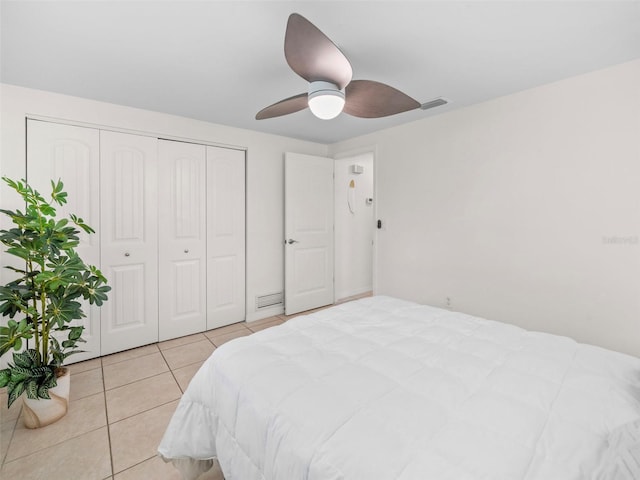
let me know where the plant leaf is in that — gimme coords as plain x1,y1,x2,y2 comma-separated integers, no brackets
7,381,25,408
0,369,10,388
25,379,38,399
13,351,33,369
37,385,51,400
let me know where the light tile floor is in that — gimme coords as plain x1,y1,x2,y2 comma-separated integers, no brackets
0,292,371,479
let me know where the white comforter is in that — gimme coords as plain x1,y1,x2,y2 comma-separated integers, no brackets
158,296,640,480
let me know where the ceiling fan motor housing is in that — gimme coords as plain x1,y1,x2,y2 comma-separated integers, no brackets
308,81,345,119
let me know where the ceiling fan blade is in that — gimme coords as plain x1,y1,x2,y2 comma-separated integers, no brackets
284,13,353,89
344,80,420,118
255,93,308,120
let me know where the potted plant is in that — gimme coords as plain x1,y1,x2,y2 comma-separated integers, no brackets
0,177,110,428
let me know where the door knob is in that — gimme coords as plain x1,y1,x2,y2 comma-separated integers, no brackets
287,239,299,245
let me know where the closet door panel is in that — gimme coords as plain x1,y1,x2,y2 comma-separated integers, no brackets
26,120,101,362
207,146,245,329
158,140,207,341
100,131,159,354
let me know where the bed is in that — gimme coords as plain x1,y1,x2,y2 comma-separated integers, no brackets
158,296,640,480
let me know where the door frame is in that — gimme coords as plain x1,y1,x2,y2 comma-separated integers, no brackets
332,146,378,298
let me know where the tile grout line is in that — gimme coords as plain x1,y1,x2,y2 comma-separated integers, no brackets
104,366,172,393
105,369,171,391
113,453,160,478
158,347,186,396
162,335,217,393
101,345,161,368
3,411,109,465
3,380,112,465
106,348,174,477
3,425,109,466
160,335,216,354
246,320,284,333
0,415,20,470
207,330,254,348
108,398,178,427
109,398,182,476
102,359,116,479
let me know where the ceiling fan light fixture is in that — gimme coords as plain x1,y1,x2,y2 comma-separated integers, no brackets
308,81,345,120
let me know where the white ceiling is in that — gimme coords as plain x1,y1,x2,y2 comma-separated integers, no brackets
1,1,639,144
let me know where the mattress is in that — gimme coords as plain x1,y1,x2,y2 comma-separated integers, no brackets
158,296,640,480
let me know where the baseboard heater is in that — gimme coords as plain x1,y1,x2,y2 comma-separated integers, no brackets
256,292,284,309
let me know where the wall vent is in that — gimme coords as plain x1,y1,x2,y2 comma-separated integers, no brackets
256,292,284,309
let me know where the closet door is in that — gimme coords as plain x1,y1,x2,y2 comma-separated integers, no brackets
99,131,159,354
26,120,101,362
207,146,245,329
158,140,207,341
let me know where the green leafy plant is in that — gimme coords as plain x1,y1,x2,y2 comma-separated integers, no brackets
0,177,110,407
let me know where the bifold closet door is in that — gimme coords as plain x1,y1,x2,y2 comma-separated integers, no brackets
26,120,102,362
207,146,245,329
158,140,207,341
99,131,159,355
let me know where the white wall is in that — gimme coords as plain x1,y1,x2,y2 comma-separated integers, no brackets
0,83,328,322
334,153,374,300
3,60,639,356
329,60,640,356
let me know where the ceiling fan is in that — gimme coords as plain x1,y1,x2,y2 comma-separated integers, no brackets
256,13,427,121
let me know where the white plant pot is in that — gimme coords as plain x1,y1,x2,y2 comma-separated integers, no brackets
22,368,71,429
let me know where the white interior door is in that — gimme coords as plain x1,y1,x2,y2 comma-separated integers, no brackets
206,146,245,330
284,152,334,315
158,140,207,341
100,131,159,355
26,120,101,362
